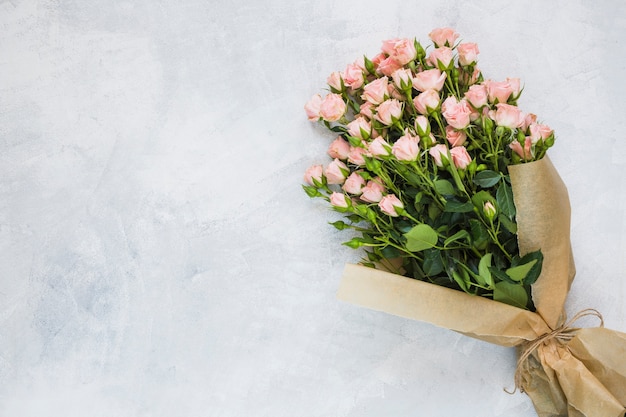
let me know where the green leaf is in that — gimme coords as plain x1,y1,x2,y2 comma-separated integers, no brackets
473,170,501,188
478,253,494,288
404,224,439,252
469,219,489,250
423,248,444,275
451,269,469,292
496,182,515,219
506,259,538,282
444,200,475,213
513,250,544,285
444,230,470,247
434,179,456,196
498,213,518,234
493,281,528,309
380,245,402,259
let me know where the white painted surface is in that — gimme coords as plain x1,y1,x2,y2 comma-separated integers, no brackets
1,1,625,416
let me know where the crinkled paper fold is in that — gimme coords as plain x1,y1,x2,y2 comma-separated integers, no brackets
336,157,626,417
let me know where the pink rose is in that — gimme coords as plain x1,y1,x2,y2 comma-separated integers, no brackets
445,125,467,147
429,27,459,47
460,67,482,86
304,94,322,121
348,146,367,166
391,68,413,90
330,192,349,208
464,84,488,109
414,115,430,136
375,99,403,126
442,96,472,129
359,101,375,119
412,68,447,92
392,130,420,161
457,42,479,66
382,38,417,65
362,77,389,105
491,103,525,129
368,137,392,158
510,137,533,161
522,113,537,131
303,165,323,186
378,194,404,217
483,201,497,220
387,83,405,101
319,94,347,122
528,123,553,144
370,52,386,70
325,159,349,184
327,136,350,160
427,47,454,70
484,79,517,104
343,171,366,195
429,144,449,167
327,71,343,92
343,63,364,89
413,89,440,115
450,146,472,169
360,179,385,203
506,78,521,99
376,56,402,77
347,116,372,140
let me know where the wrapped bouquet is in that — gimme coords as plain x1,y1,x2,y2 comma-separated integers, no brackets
303,28,626,416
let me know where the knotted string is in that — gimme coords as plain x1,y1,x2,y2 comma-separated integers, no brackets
506,308,604,394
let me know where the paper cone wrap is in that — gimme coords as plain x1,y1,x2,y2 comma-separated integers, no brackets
336,157,626,417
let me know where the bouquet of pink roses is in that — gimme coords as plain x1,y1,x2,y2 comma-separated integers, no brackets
303,28,626,417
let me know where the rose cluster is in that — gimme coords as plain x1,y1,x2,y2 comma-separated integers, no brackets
303,28,555,308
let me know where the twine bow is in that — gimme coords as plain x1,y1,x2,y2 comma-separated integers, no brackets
508,308,604,394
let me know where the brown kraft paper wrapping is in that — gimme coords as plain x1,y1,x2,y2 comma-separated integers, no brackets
336,156,626,417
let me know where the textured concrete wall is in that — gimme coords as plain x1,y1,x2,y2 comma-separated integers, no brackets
1,1,625,416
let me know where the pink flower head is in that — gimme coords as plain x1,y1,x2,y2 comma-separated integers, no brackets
368,137,392,158
375,99,403,126
450,146,472,169
343,63,365,89
412,68,447,92
464,84,488,109
391,68,413,90
528,123,553,144
347,116,372,140
362,77,389,105
442,96,472,129
387,83,405,101
491,103,525,129
376,56,403,77
381,38,417,65
360,179,385,203
414,115,430,136
319,93,347,122
327,136,351,160
348,146,367,166
327,71,343,92
392,129,420,161
484,79,518,104
429,27,459,48
325,158,349,184
522,113,538,131
304,165,323,186
413,89,440,115
427,46,454,70
304,94,322,121
457,42,479,66
330,192,349,208
506,78,522,99
483,201,497,220
378,194,404,217
429,144,449,167
343,171,366,195
445,125,467,147
358,101,374,120
510,137,533,161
